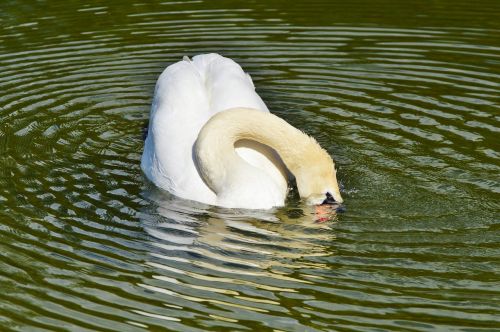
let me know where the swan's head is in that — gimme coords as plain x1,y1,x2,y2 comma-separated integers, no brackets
294,151,343,206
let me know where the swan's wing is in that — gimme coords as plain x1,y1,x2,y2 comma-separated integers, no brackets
142,57,216,204
193,54,288,197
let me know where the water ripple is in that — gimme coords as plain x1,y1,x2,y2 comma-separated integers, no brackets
0,0,499,331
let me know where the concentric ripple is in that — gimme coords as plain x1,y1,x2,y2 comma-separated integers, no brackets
1,0,499,331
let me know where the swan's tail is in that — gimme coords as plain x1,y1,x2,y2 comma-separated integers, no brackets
191,53,269,114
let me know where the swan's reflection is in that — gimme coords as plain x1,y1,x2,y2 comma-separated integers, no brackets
136,185,341,321
141,185,339,267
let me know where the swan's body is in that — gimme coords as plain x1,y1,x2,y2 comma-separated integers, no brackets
141,54,342,209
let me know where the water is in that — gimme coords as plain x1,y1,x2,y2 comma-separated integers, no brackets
1,0,499,330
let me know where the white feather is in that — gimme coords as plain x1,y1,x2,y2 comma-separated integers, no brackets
141,53,287,207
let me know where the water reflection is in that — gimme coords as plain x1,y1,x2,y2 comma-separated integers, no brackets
135,185,342,324
141,184,337,263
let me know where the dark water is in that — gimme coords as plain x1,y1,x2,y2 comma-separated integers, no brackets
1,0,499,331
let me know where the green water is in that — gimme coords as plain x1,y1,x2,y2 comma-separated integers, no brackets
1,0,499,331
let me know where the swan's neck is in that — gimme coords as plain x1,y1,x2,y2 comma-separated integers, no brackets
194,108,342,203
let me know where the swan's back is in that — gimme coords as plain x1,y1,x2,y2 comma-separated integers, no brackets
141,54,287,206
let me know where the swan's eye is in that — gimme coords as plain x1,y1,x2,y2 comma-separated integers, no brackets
321,192,336,205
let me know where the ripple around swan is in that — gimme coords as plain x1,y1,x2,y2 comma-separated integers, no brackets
1,0,499,330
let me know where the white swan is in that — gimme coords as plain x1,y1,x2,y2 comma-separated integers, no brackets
141,53,342,209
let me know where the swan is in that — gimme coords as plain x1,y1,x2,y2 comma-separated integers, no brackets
141,53,342,209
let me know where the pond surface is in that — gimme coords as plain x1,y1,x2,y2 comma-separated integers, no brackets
1,0,499,331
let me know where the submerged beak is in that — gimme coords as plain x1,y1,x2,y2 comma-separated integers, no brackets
314,192,345,223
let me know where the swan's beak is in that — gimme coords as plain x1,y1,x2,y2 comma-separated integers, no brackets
313,192,345,222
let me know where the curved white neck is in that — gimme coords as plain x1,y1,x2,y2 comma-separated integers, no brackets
194,108,341,202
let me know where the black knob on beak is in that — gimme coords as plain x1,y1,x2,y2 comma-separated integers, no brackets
321,192,336,205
